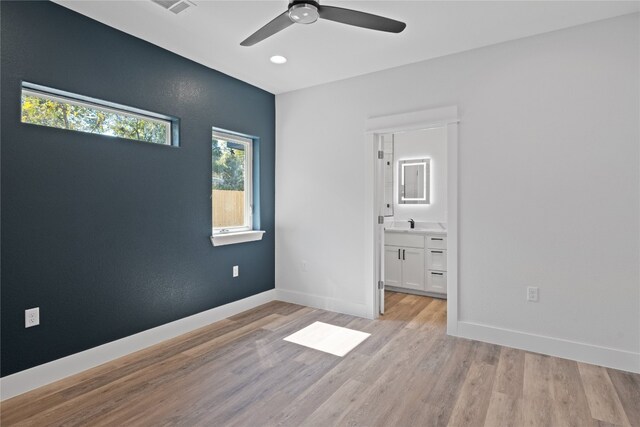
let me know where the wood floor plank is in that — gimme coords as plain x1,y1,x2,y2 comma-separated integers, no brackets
196,356,337,426
447,361,497,426
386,333,459,426
3,291,639,427
182,313,284,357
15,352,196,426
97,332,309,426
0,318,237,423
471,341,501,366
578,363,631,426
338,327,441,426
17,328,272,427
484,391,523,427
261,306,316,331
398,338,475,426
380,334,464,426
298,378,366,427
382,290,406,311
550,357,597,427
101,310,341,426
14,309,291,426
349,328,420,386
492,346,525,397
225,350,344,427
269,351,370,426
405,297,440,330
228,300,305,324
523,353,555,426
595,422,626,427
353,293,432,356
607,368,640,426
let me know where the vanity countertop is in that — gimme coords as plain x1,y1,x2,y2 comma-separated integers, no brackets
384,227,447,236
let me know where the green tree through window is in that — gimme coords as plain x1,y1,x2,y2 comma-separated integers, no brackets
212,139,245,191
21,86,171,145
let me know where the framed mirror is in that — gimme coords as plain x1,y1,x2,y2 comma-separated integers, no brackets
398,158,430,204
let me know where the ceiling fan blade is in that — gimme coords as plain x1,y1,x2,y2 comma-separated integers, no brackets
240,11,293,46
318,6,406,33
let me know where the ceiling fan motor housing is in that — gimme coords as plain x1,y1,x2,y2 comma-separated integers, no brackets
288,1,320,24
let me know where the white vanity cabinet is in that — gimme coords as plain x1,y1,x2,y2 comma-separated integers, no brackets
425,235,447,295
384,233,425,291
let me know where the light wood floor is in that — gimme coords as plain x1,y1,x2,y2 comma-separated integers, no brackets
2,291,639,426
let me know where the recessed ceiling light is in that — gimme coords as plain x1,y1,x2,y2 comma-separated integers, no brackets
270,55,287,64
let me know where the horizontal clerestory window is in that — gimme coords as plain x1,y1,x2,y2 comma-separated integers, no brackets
20,81,178,146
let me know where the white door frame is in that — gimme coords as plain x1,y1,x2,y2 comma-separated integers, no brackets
365,106,459,336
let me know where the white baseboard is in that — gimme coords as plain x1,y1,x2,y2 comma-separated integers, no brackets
456,321,640,374
0,289,277,401
276,289,371,319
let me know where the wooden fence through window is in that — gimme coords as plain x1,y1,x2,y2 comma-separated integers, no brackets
212,190,244,228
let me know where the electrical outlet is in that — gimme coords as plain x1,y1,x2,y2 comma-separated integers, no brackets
527,286,539,302
25,307,40,328
233,265,239,277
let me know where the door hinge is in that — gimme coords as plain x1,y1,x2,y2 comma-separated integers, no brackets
378,280,384,290
378,150,384,159
378,215,384,224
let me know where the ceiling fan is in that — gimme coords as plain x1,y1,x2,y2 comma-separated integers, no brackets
240,1,406,47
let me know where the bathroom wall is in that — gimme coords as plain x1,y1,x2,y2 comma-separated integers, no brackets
276,14,640,371
393,128,447,224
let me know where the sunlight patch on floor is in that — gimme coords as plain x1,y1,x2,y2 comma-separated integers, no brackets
283,321,371,357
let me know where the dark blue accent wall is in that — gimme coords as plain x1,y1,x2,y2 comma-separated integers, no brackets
0,1,275,377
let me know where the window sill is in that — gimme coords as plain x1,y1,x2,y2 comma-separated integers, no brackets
210,230,265,247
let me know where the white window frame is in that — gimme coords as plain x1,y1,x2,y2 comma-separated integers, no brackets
211,130,253,235
21,81,176,146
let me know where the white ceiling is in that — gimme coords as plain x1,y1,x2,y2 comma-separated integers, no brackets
55,1,639,94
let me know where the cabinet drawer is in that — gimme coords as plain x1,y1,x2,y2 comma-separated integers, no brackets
427,249,447,271
426,235,447,249
385,232,424,248
426,271,447,294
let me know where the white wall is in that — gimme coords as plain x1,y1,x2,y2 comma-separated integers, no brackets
393,128,447,223
275,14,640,370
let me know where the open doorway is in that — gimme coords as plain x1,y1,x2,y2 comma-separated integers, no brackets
380,128,448,313
367,106,459,335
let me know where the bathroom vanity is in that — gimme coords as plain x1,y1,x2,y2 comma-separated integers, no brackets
384,225,447,298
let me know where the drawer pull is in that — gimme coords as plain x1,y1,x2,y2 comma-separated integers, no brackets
431,238,443,241
398,249,401,260
431,272,444,276
403,249,405,260
431,250,443,254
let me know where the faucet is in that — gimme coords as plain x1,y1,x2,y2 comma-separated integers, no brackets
408,218,415,229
